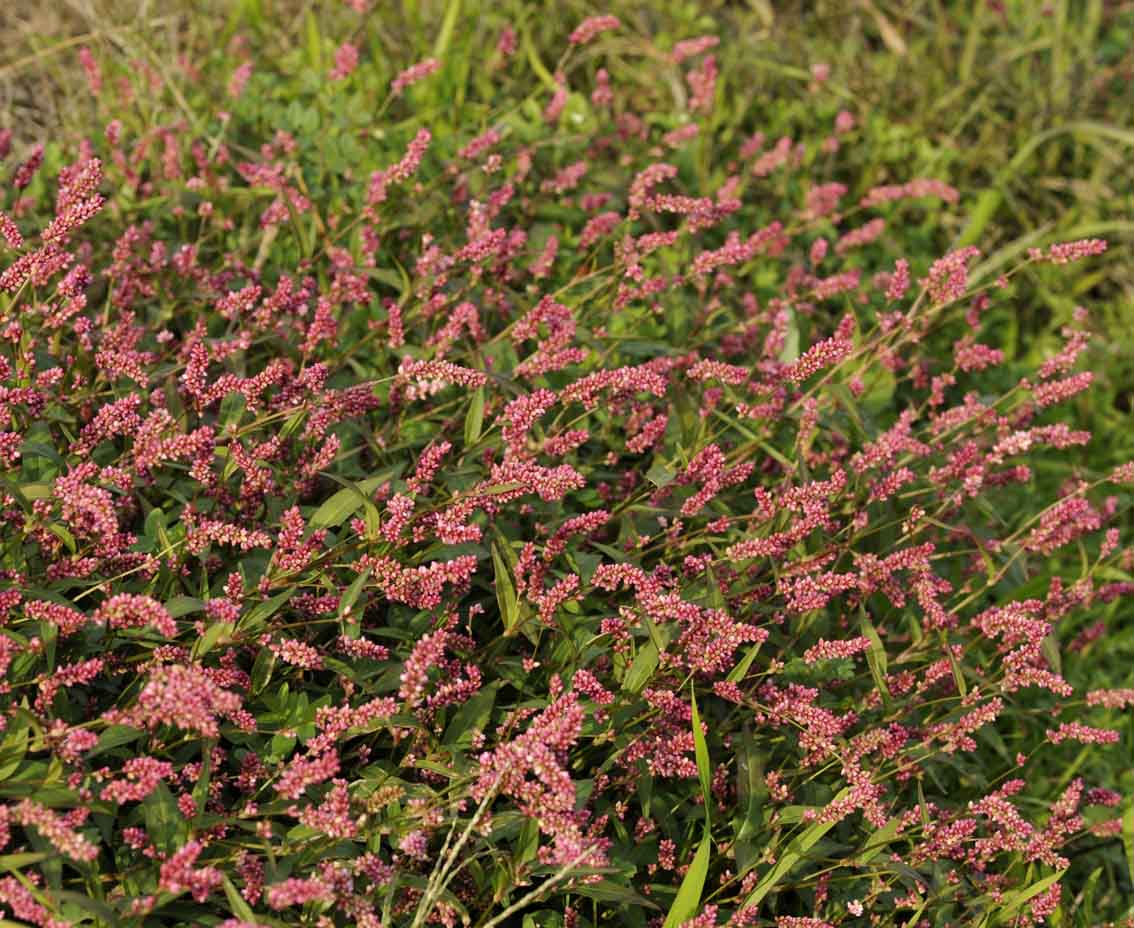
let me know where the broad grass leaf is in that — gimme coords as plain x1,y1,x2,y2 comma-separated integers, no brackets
491,540,520,635
517,817,539,865
662,824,711,928
990,869,1066,925
943,633,968,697
779,305,800,362
190,740,214,815
859,609,891,705
733,727,766,874
588,542,628,562
0,853,47,869
726,639,763,684
958,188,1003,247
523,27,559,91
432,0,462,60
743,787,851,907
303,9,322,72
690,685,711,811
18,440,63,467
621,615,669,695
464,385,485,447
218,390,246,431
1124,803,1134,888
223,875,257,921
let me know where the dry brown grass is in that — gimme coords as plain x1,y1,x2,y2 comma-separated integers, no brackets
0,0,205,147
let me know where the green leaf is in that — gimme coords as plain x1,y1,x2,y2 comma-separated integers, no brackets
1040,634,1062,677
19,440,63,466
943,631,967,697
859,610,891,705
743,787,850,907
1123,802,1134,888
46,524,75,554
661,686,715,927
662,824,711,928
222,874,257,921
432,0,462,60
464,386,486,447
517,817,540,866
993,869,1066,924
0,853,47,870
570,550,602,586
523,27,559,91
166,596,205,619
733,727,766,874
958,188,1003,248
690,685,711,812
309,474,390,530
54,891,119,925
189,739,214,819
443,681,501,746
251,647,276,695
857,816,901,865
142,781,183,853
492,541,520,635
304,9,322,71
88,725,143,760
645,459,675,488
192,621,234,659
572,879,658,909
280,408,306,439
237,588,294,634
726,639,764,684
0,725,28,781
338,567,372,636
779,305,800,362
219,390,246,431
621,640,658,694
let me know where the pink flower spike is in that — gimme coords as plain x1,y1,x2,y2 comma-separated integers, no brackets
329,42,359,80
569,15,620,46
391,58,440,95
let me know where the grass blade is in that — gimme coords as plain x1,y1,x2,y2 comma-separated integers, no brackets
662,823,711,928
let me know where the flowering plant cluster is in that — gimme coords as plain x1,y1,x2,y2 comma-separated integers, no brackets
0,7,1131,928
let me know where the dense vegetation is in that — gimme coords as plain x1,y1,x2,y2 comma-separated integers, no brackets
0,2,1132,926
